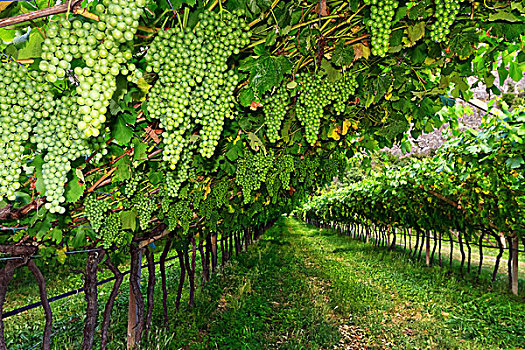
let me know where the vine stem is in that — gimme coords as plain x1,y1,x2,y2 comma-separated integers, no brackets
0,0,82,28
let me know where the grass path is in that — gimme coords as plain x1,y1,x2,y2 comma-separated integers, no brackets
4,217,525,349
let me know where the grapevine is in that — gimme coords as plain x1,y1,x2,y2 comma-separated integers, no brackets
133,195,156,230
0,61,51,201
146,10,250,166
430,0,462,42
100,211,126,249
364,0,397,56
263,87,289,143
84,195,111,232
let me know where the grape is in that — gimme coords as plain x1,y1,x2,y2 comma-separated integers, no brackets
263,87,289,143
101,212,126,249
277,154,295,190
163,139,196,197
0,61,51,202
145,10,250,166
430,0,462,42
32,96,104,213
212,180,229,208
84,195,111,232
133,195,156,230
235,150,274,204
166,198,192,233
364,0,397,56
124,175,142,197
39,0,145,139
295,74,358,145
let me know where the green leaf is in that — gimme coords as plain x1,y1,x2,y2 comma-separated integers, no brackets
70,226,86,249
489,11,520,22
50,228,63,244
121,208,137,231
247,132,266,154
332,40,353,66
509,61,523,82
65,173,84,203
17,31,43,59
407,22,425,46
497,65,509,83
112,116,133,145
506,156,524,168
320,59,342,82
239,88,255,107
241,55,293,95
33,154,46,195
132,138,148,164
113,156,131,182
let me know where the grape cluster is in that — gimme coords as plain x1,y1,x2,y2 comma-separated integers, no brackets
39,0,144,138
277,154,295,190
166,199,192,233
364,0,397,56
133,195,156,230
235,151,273,203
146,10,250,166
296,74,359,145
430,0,461,42
101,212,125,249
124,175,142,197
0,61,51,201
164,140,195,197
263,87,289,143
331,76,358,114
296,74,328,145
32,97,107,213
84,195,111,232
212,180,229,208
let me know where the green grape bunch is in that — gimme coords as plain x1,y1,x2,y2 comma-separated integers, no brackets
32,97,103,213
145,10,251,167
84,195,111,232
263,87,289,143
133,195,156,230
39,0,145,138
235,150,274,203
0,61,52,202
101,212,126,249
364,0,397,56
124,175,142,197
163,139,195,197
277,154,295,190
430,0,462,42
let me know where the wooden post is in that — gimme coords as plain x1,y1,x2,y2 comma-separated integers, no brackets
127,249,142,350
425,231,431,266
512,236,519,296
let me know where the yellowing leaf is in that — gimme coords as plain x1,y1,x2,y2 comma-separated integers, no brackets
0,2,13,13
203,179,211,200
328,125,341,140
264,197,270,205
136,77,152,97
342,119,352,135
57,246,67,264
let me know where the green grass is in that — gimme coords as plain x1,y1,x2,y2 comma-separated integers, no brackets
4,217,525,349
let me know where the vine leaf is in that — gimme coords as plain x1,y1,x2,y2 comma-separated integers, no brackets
112,116,133,145
247,132,266,154
240,54,293,95
65,173,84,203
33,154,46,195
332,40,353,66
121,208,137,231
114,156,131,182
17,30,43,59
407,22,425,46
132,138,148,165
